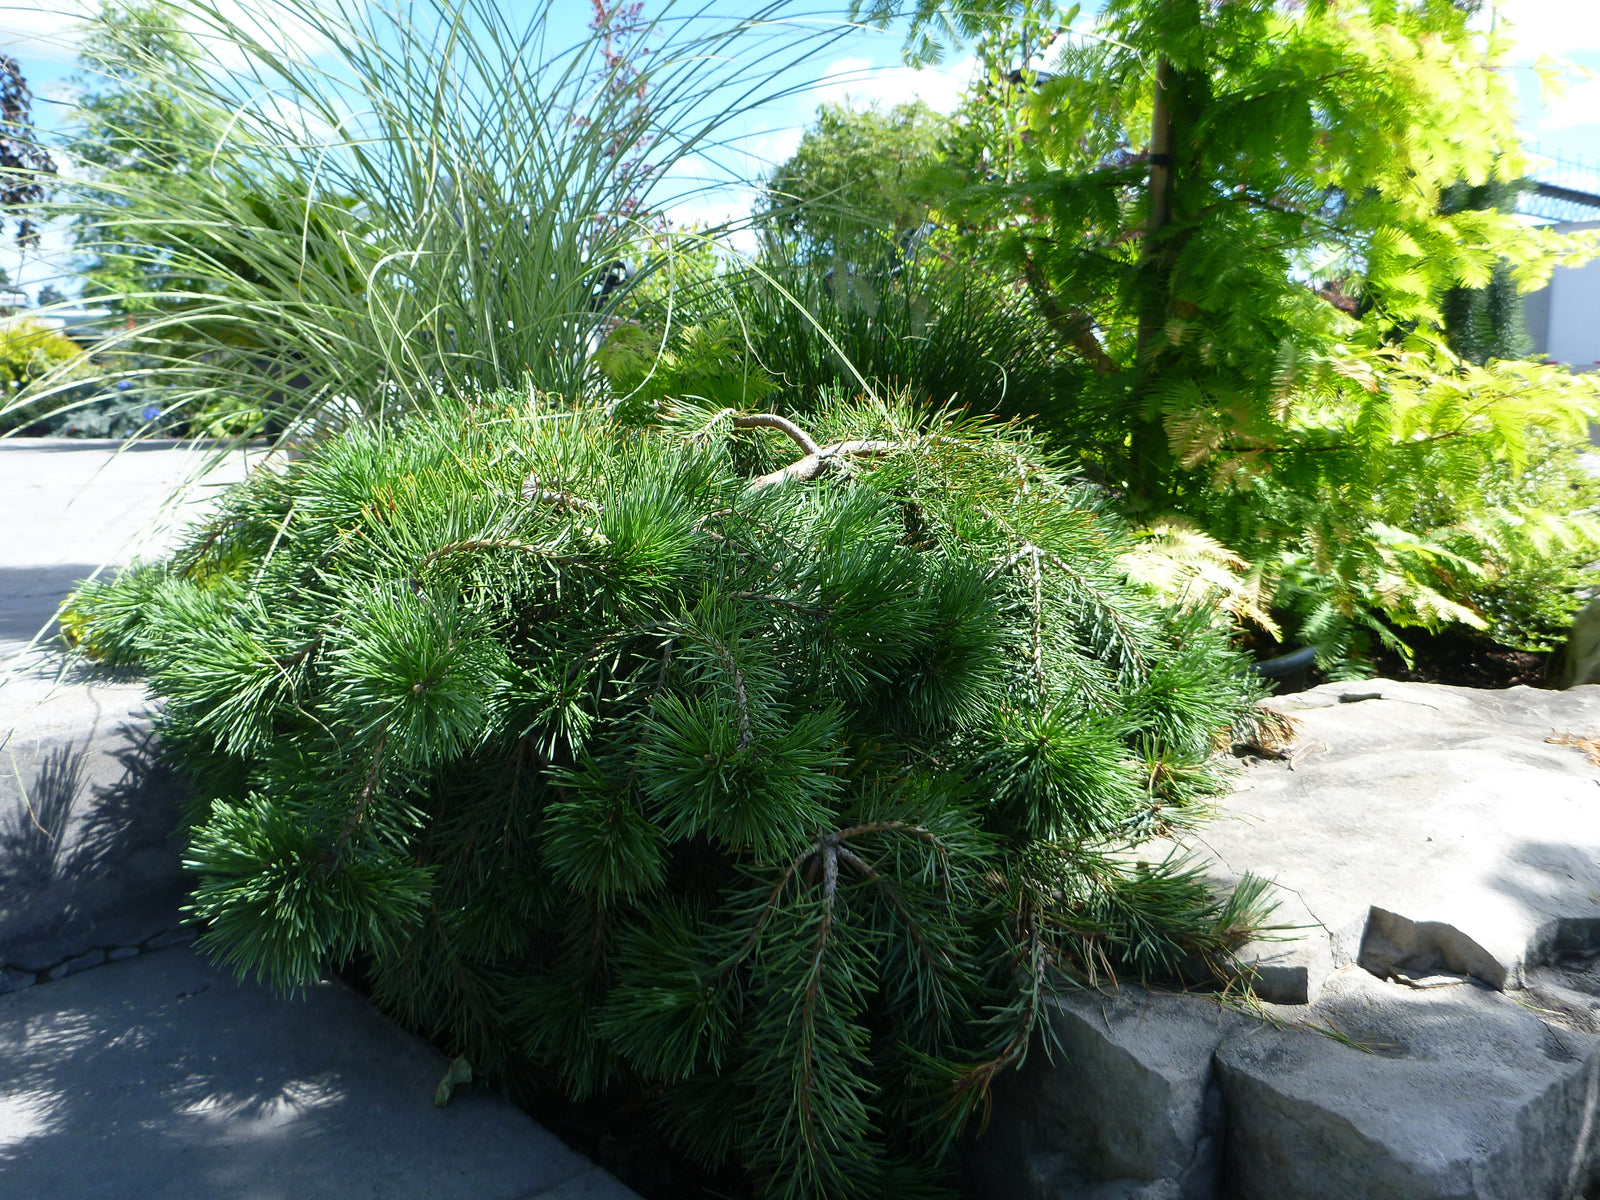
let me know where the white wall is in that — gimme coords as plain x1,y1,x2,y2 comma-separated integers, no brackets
1527,220,1600,370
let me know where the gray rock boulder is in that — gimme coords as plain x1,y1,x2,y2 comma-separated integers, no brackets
970,680,1600,1200
1201,680,1600,1002
1218,967,1600,1200
968,988,1244,1200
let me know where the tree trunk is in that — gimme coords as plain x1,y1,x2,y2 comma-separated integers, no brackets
1128,54,1176,505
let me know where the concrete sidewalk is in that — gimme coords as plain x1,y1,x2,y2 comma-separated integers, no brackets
1,947,633,1200
1,438,640,1200
2,437,254,669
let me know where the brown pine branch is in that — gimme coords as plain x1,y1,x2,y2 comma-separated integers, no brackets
521,474,601,512
748,439,900,491
731,412,821,455
335,731,388,863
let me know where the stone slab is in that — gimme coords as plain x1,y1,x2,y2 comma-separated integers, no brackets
967,987,1242,1200
1,440,256,969
0,945,639,1200
981,681,1600,1199
1033,988,1236,1191
1216,966,1600,1200
1187,680,1600,1001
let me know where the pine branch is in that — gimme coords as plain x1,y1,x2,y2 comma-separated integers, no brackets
731,412,821,456
732,591,831,618
730,411,986,492
411,537,575,592
835,844,955,1002
988,542,1150,674
1029,546,1045,695
715,636,752,750
749,439,900,491
335,731,388,863
522,475,602,512
952,930,1046,1129
793,841,840,1176
274,637,320,670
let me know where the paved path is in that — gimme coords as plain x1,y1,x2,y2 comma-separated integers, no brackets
0,439,640,1199
1,438,253,669
1,948,633,1200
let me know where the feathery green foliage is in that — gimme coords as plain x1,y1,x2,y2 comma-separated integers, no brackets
849,0,1600,665
69,394,1272,1196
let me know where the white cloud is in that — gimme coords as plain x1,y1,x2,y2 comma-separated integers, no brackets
187,0,337,72
808,54,974,116
0,0,335,74
0,1,92,66
1538,73,1600,131
1493,0,1600,59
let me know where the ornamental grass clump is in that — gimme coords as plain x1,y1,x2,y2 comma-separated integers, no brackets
69,393,1271,1197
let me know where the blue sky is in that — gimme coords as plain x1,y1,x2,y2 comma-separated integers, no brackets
0,1,965,293
1,0,1596,298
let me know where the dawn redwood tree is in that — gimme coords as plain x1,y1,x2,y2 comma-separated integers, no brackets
927,0,1581,499
857,0,1600,667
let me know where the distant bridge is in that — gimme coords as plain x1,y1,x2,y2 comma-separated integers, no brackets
1519,148,1600,224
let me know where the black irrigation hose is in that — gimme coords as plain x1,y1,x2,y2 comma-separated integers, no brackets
1251,645,1317,679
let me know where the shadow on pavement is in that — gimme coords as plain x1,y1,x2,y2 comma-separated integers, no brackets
0,949,614,1199
0,564,104,646
0,720,187,971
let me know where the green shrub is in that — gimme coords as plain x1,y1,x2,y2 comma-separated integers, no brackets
71,392,1273,1197
0,319,87,432
611,238,1077,439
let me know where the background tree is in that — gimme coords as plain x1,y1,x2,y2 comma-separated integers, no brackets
64,0,218,308
848,0,1600,668
0,53,55,249
1438,178,1531,366
761,100,946,269
958,0,1566,494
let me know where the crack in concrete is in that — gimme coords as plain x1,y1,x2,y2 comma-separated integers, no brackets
0,925,195,993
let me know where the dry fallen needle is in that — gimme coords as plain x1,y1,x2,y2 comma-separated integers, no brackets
1546,730,1600,767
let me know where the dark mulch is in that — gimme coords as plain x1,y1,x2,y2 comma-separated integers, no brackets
1256,626,1557,695
1368,627,1552,690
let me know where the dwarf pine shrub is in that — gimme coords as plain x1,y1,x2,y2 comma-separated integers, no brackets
69,394,1272,1197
